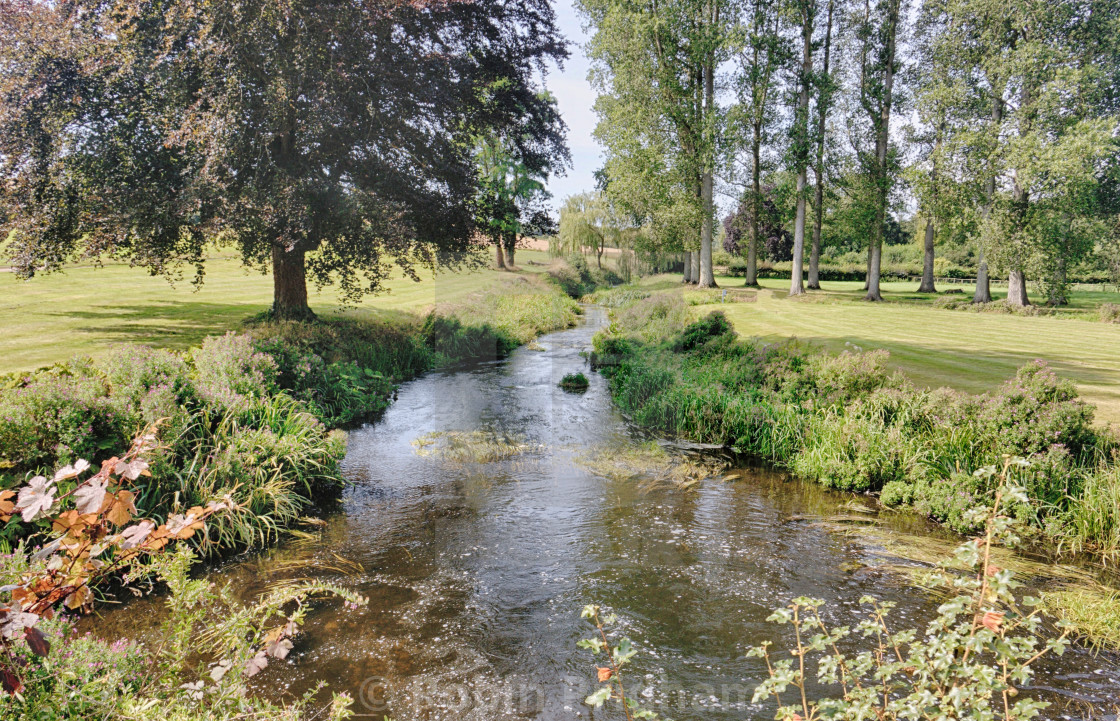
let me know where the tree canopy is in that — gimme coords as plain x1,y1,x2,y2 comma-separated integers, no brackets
0,0,569,318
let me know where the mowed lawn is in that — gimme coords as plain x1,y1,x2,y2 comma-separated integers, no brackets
0,250,554,374
672,275,1120,425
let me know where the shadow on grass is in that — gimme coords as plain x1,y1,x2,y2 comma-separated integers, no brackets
53,302,271,349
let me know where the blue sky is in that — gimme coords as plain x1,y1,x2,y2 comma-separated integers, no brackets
544,1,601,211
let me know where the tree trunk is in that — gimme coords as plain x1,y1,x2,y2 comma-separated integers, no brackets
699,172,717,288
689,251,700,283
918,217,937,292
866,241,883,301
789,1,812,298
506,239,516,268
495,241,506,269
974,95,1002,304
698,53,717,289
1007,268,1030,306
864,245,872,290
271,245,314,320
808,169,824,290
973,254,992,303
808,0,833,291
683,251,693,283
745,128,762,288
863,0,899,303
745,233,758,287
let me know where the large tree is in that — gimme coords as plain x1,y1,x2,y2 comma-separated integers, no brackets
787,0,818,297
0,0,567,319
854,0,903,301
730,0,786,287
581,0,736,289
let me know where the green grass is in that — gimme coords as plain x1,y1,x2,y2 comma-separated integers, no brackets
0,251,555,373
647,274,1120,424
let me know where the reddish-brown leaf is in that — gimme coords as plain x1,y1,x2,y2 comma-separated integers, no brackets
24,627,50,657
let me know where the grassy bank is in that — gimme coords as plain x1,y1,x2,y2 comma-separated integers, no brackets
0,260,583,553
589,285,1120,561
627,274,1120,424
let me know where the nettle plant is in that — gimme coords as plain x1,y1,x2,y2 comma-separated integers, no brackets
580,458,1071,721
751,457,1070,721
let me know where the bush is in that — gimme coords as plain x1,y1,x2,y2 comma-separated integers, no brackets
0,361,132,477
190,333,278,414
671,311,734,352
591,289,1117,549
1100,302,1120,323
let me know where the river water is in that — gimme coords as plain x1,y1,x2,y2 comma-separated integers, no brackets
103,306,1120,719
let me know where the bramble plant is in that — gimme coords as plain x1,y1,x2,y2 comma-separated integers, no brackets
0,427,368,718
579,604,661,720
750,457,1070,721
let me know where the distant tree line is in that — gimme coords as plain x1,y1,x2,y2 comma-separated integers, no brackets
577,0,1120,305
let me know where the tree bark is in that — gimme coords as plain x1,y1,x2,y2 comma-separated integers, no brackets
683,251,693,283
866,241,883,301
789,0,812,298
689,251,700,283
974,96,1002,304
972,254,992,302
808,0,834,291
918,217,937,292
506,237,517,268
271,245,314,320
698,52,717,289
863,0,899,302
745,127,762,288
745,232,759,286
1007,267,1030,306
495,241,506,269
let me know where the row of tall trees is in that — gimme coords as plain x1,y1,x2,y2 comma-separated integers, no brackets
0,0,569,318
579,0,1120,305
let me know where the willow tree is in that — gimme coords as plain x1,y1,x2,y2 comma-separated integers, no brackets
0,0,567,319
581,0,736,289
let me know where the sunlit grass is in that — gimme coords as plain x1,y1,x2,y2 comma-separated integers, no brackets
0,250,555,373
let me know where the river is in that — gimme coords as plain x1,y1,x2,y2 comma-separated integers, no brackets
99,306,1120,719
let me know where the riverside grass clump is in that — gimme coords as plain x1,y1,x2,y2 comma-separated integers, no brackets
592,287,1120,555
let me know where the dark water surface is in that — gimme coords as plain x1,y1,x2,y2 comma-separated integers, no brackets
97,307,1120,719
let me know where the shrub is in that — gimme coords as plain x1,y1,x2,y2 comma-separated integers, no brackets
190,333,278,414
1100,302,1120,323
671,310,734,352
0,361,132,477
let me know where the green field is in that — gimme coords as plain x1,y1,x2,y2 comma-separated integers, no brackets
0,250,555,373
670,274,1120,425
